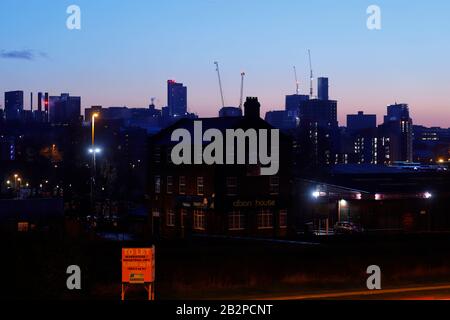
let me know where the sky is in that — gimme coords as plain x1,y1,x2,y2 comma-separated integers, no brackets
0,0,449,127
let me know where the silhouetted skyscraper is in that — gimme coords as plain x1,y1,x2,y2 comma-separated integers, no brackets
49,93,81,124
44,92,49,122
38,92,43,112
219,106,242,118
347,111,376,133
378,103,413,163
167,80,187,117
346,111,378,164
4,91,23,121
317,77,329,101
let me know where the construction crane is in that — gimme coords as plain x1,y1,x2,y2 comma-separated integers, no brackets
293,66,300,95
214,61,225,108
308,49,314,98
239,72,245,110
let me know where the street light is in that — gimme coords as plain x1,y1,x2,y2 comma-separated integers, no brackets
14,174,18,189
338,199,348,223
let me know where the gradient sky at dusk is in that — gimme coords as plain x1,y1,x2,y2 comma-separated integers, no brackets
1,0,449,127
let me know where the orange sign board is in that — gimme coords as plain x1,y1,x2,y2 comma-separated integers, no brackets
122,247,154,283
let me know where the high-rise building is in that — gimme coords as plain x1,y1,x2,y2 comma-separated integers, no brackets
284,94,309,129
49,93,81,124
44,92,49,122
38,92,43,112
285,94,309,112
167,80,187,117
346,111,378,164
219,107,242,118
4,91,24,121
347,111,376,133
378,103,413,163
317,77,329,101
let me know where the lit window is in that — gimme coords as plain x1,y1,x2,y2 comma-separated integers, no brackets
257,209,273,229
228,211,245,230
18,222,29,232
193,210,206,230
197,177,204,196
179,176,186,195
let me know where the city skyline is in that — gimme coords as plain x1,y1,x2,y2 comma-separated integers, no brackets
1,0,450,127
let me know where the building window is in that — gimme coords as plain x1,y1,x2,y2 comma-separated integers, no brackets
166,209,175,227
257,209,273,229
180,209,187,228
279,210,287,229
269,176,279,195
228,211,245,230
193,210,206,230
154,146,160,163
152,209,160,218
154,175,161,194
18,222,29,232
167,176,173,194
197,177,204,196
179,176,186,195
226,177,237,196
167,147,173,164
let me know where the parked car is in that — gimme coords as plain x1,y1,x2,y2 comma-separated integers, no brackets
334,222,364,235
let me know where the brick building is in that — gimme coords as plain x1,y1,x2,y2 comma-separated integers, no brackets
148,98,293,239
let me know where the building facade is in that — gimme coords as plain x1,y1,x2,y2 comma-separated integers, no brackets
149,98,293,239
167,80,187,117
4,91,24,121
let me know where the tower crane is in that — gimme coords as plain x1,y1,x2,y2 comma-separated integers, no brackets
308,49,314,98
239,72,245,110
293,66,300,95
214,61,225,108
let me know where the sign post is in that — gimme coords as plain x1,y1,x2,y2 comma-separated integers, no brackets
121,246,155,300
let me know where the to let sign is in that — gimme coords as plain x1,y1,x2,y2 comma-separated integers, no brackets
122,247,154,284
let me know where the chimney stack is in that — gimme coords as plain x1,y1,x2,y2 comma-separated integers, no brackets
244,97,260,119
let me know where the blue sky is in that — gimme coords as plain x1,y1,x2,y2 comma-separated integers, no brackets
1,0,449,126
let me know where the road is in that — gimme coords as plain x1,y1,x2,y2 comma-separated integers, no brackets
243,284,450,300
